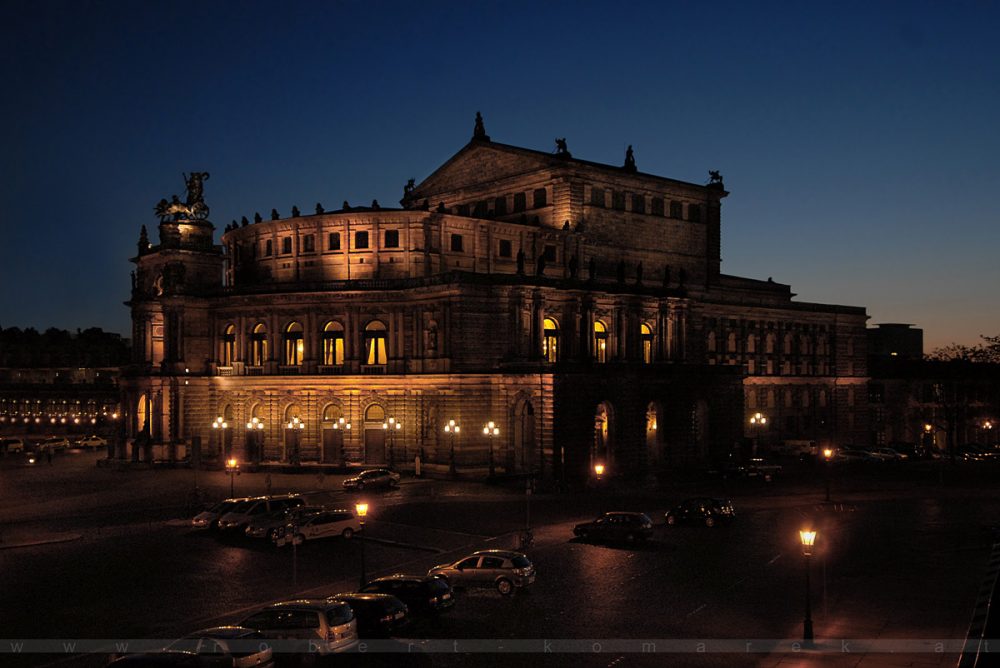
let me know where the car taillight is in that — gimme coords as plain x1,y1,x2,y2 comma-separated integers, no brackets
380,614,393,623
429,596,438,604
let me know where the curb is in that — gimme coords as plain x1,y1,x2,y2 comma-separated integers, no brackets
0,533,83,550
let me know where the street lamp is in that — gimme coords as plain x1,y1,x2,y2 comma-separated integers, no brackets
799,529,817,644
382,417,402,468
245,417,265,465
483,421,500,477
982,420,994,447
822,448,833,502
444,419,460,477
355,502,369,588
750,412,767,457
285,416,304,465
225,457,239,497
212,416,229,457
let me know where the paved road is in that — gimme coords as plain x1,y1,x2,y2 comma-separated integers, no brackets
1,450,998,667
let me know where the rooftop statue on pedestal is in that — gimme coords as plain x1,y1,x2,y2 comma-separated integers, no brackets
623,145,637,172
554,137,571,157
154,172,211,222
472,111,490,141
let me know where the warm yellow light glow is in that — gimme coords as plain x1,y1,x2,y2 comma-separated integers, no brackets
226,458,238,471
799,529,817,553
750,412,767,426
823,448,833,460
594,463,605,476
924,423,933,432
355,502,369,518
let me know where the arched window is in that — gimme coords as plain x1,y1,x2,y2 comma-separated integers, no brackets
221,324,235,366
365,404,386,423
250,324,268,366
707,331,717,353
640,323,653,364
593,321,608,363
765,332,776,354
364,320,387,365
283,322,303,365
542,317,560,363
747,333,757,354
783,333,794,355
726,332,737,353
322,321,345,366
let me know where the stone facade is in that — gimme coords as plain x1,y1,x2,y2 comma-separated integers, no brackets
121,118,869,483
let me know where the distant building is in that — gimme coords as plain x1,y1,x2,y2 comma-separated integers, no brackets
0,327,126,436
121,116,869,483
867,323,923,360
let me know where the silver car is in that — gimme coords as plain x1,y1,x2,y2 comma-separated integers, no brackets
239,600,358,654
217,495,303,533
245,505,325,540
165,626,273,667
428,549,535,595
192,497,250,530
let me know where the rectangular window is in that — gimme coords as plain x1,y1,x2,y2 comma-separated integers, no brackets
651,197,664,216
513,193,527,212
631,194,645,214
323,335,344,366
494,196,507,216
542,245,556,262
612,191,626,211
354,231,369,249
264,239,273,257
281,237,292,254
450,234,464,252
328,232,341,251
456,204,470,217
591,187,605,207
669,201,683,218
302,234,315,253
473,201,488,217
688,204,702,222
498,239,512,258
384,230,399,248
533,188,547,209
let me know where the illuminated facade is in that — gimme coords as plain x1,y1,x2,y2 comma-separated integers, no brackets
121,117,869,482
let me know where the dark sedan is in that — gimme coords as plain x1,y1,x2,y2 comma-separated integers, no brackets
327,593,409,638
359,575,454,614
665,498,735,527
573,512,654,543
343,468,401,491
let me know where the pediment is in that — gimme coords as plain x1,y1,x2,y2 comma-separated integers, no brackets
410,142,558,200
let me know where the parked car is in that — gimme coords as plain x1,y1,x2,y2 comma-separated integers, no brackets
343,468,401,491
665,498,736,527
428,549,535,595
326,593,409,638
238,600,358,654
272,509,360,547
107,651,214,667
75,434,108,449
39,436,70,452
0,437,25,453
192,498,251,530
874,447,909,461
245,505,325,540
573,512,654,543
165,626,273,667
359,575,455,614
217,495,304,533
835,448,876,463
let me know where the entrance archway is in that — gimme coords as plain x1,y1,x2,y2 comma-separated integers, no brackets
646,402,661,468
321,403,345,465
363,404,386,464
512,400,535,473
593,402,615,470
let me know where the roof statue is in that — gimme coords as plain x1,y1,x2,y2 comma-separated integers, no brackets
472,111,490,141
315,202,324,215
554,138,571,157
291,205,300,217
623,145,637,172
403,178,416,198
154,172,210,222
708,170,724,185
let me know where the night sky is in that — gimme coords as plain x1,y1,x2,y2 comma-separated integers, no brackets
2,0,998,351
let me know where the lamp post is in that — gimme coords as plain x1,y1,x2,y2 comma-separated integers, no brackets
799,529,817,644
750,412,767,458
212,416,229,457
822,448,833,502
333,417,351,467
444,419,460,477
593,462,606,489
225,457,239,497
982,420,994,447
382,417,402,468
483,421,499,477
285,416,304,465
356,502,369,588
245,417,265,465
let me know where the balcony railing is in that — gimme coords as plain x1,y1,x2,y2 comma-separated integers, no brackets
318,365,344,375
361,365,386,375
246,366,264,376
217,366,234,377
278,365,301,375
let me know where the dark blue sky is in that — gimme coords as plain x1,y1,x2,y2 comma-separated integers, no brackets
2,0,998,350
